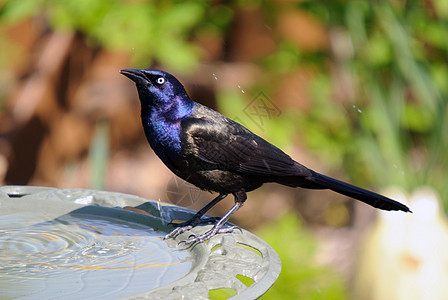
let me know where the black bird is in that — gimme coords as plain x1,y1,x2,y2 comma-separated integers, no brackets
120,68,411,244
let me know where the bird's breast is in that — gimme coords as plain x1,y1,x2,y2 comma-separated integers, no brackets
141,114,185,173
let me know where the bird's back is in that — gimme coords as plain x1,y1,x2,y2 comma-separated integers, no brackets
176,103,313,193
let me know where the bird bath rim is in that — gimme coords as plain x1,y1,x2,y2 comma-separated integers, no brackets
0,185,281,299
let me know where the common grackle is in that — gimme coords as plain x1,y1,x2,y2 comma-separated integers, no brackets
120,68,411,244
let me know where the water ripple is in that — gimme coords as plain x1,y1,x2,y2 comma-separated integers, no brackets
0,212,192,299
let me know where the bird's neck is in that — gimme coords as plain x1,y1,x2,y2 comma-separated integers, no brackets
144,95,195,123
141,96,195,157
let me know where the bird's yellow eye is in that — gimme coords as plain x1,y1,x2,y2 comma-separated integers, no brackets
156,77,165,85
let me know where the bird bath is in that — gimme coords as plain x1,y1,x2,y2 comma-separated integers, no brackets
0,186,281,299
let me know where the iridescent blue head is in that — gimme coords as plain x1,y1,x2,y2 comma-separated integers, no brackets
120,68,195,120
120,68,196,158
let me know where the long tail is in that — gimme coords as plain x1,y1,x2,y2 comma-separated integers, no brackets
277,170,411,212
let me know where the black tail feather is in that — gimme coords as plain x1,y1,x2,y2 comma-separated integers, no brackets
305,171,411,212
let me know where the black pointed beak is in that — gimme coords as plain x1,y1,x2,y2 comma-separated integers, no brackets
120,68,148,85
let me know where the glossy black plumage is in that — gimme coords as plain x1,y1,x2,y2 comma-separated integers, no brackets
120,68,411,244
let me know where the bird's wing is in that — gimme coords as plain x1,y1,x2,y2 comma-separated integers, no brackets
181,116,310,177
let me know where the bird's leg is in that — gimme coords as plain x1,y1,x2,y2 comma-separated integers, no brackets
178,191,247,245
164,193,228,239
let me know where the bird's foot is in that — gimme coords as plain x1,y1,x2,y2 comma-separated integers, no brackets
164,217,220,240
164,225,193,240
178,225,241,245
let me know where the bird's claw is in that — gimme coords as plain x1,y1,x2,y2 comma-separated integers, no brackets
165,216,221,240
175,225,241,245
164,225,193,240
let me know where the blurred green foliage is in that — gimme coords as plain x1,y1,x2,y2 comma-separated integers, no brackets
89,120,110,190
1,0,233,72
292,1,448,208
258,212,347,299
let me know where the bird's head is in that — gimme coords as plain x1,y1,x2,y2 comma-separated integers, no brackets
120,68,189,108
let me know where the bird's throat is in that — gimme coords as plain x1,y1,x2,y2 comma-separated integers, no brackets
141,99,194,157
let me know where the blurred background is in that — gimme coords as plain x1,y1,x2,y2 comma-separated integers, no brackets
0,0,447,299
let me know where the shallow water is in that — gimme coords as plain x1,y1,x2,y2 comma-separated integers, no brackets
0,211,192,299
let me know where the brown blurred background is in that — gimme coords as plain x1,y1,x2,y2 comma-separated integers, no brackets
1,1,447,299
